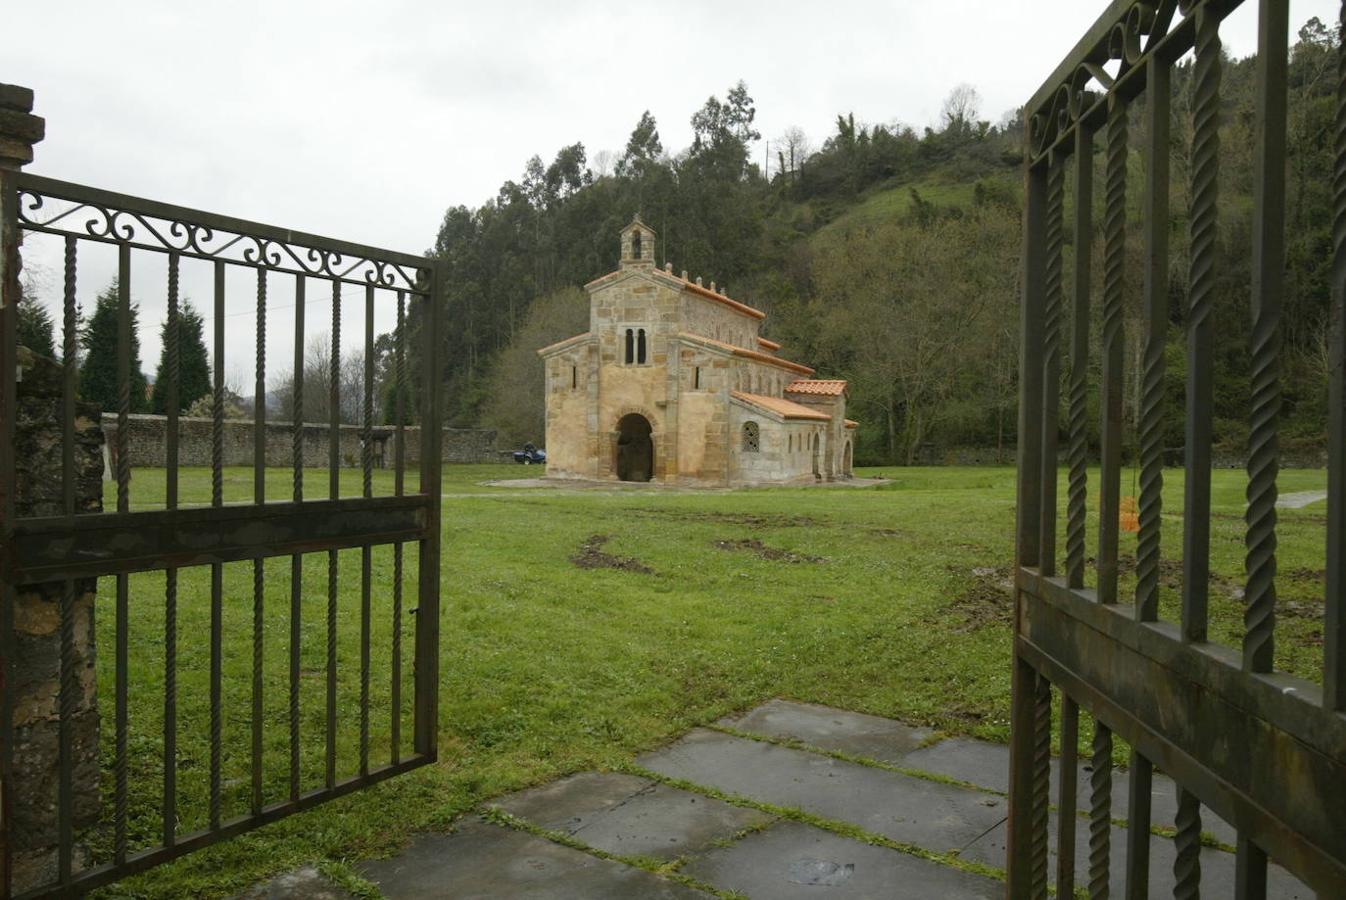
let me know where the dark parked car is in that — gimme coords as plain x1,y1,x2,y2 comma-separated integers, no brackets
513,443,546,465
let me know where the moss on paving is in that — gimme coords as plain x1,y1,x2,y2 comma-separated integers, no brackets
89,463,1326,897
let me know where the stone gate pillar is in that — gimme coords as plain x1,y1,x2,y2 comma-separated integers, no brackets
0,82,105,892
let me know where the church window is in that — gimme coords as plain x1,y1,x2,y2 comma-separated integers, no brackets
694,366,701,389
571,365,577,389
742,421,760,453
637,329,647,364
631,229,642,259
624,329,634,364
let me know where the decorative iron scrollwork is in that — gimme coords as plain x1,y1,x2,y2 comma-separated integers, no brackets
1028,0,1196,160
16,180,429,293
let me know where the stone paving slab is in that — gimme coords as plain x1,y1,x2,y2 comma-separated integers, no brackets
717,698,934,765
235,866,354,899
682,820,1001,899
901,737,1238,846
960,811,1310,898
491,771,773,860
637,728,1006,853
360,817,709,899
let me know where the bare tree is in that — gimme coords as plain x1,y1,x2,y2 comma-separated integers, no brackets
591,149,615,179
941,84,982,132
775,126,812,179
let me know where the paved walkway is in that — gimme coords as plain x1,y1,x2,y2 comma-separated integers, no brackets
244,700,1311,899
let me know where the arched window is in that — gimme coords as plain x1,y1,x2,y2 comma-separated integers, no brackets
631,230,642,259
694,366,701,389
788,434,793,453
637,328,647,364
624,328,634,364
571,365,577,389
742,421,760,453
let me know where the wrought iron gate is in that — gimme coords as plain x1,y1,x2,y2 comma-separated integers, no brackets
0,87,443,897
1009,0,1345,897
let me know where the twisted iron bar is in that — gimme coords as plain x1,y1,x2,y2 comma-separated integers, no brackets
1136,141,1168,623
1066,149,1091,588
1089,722,1113,898
1244,135,1283,673
1329,0,1346,710
164,250,181,842
1041,156,1065,576
1190,10,1221,343
252,270,267,816
1173,786,1202,898
1030,675,1052,897
57,580,76,871
1098,99,1129,605
326,280,340,790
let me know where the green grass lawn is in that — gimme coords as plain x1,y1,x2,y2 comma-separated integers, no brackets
87,463,1328,897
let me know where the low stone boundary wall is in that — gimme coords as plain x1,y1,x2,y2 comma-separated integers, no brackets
909,444,1328,468
101,414,497,469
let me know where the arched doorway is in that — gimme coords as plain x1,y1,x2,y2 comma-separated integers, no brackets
616,414,654,482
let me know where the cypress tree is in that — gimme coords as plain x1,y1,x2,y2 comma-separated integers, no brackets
79,279,149,414
17,297,56,359
151,302,211,414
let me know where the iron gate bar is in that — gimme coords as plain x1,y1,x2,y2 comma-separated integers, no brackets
1065,122,1093,593
290,273,305,806
1098,94,1127,608
1011,1,1346,897
163,249,180,852
1332,0,1346,714
1183,6,1222,646
2,130,444,894
327,278,341,793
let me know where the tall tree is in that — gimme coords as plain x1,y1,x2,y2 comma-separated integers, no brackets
17,298,56,359
17,264,57,358
151,302,211,414
79,279,149,414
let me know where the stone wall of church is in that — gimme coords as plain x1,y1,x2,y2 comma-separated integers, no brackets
678,293,759,348
728,403,828,485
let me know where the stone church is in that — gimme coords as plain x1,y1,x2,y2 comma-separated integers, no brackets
538,217,856,486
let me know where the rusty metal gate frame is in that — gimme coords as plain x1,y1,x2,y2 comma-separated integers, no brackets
1008,0,1345,897
0,115,444,895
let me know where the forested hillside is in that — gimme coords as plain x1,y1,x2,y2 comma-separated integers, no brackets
414,19,1338,466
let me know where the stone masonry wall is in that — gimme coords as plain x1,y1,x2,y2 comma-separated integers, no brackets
11,349,104,891
102,414,497,470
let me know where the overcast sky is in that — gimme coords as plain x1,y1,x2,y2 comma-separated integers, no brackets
9,0,1334,388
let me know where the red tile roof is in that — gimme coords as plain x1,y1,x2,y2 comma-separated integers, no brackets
786,379,848,396
845,419,859,429
731,391,832,421
757,337,782,351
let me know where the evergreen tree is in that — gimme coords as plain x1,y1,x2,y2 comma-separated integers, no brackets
17,297,56,358
79,279,149,414
151,302,211,414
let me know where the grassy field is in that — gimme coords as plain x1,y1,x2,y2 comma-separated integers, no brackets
85,463,1329,897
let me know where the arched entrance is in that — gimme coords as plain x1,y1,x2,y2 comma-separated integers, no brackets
616,413,654,482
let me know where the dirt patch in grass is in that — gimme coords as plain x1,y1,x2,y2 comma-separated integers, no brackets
571,534,653,574
712,538,824,563
636,509,820,529
951,566,1015,631
1283,566,1326,583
